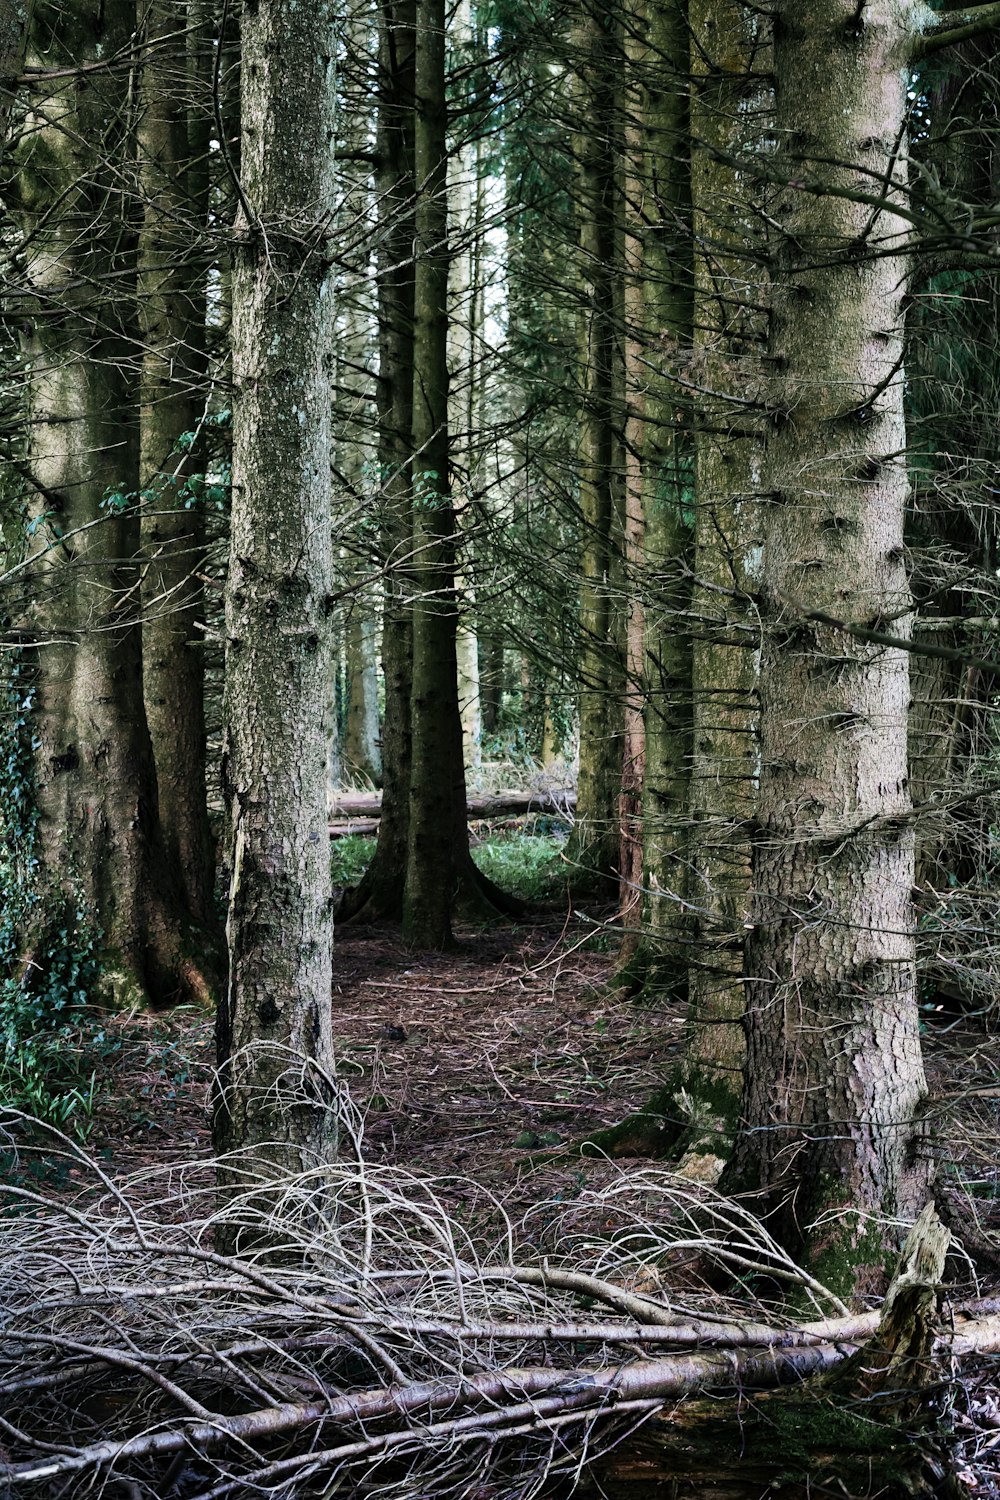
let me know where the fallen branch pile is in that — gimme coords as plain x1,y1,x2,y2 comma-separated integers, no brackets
1,1117,999,1499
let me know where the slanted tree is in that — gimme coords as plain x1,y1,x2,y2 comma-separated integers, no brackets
13,0,211,1006
215,0,339,1168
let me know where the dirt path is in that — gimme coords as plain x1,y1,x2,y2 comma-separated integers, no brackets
59,913,682,1214
26,910,1000,1276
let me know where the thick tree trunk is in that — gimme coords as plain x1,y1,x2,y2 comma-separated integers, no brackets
729,1,930,1279
215,0,338,1172
684,0,768,1097
15,0,207,1007
138,0,217,928
636,0,693,995
401,0,464,947
565,3,622,887
616,5,649,958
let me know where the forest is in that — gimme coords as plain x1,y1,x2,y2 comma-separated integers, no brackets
4,0,1000,1495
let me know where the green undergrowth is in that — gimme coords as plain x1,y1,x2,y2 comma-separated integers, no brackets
472,831,567,902
0,658,115,1138
329,834,377,889
330,827,569,905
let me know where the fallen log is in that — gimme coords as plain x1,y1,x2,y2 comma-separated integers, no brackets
2,1139,996,1500
329,787,576,825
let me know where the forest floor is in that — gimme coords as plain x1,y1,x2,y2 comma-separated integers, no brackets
19,897,1000,1289
8,896,1000,1498
33,907,680,1227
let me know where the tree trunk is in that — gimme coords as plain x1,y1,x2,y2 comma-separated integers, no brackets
479,633,504,738
336,1,382,792
565,3,623,887
635,0,694,995
344,610,382,785
684,0,769,1098
15,0,208,1007
215,0,338,1173
616,3,649,959
338,0,416,922
401,0,518,943
728,0,930,1282
0,0,30,151
448,4,484,777
138,0,217,928
400,0,460,946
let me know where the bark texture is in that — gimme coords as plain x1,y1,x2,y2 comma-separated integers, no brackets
216,0,338,1170
730,0,930,1268
337,0,382,791
616,3,648,957
400,0,518,943
401,0,464,946
628,0,694,988
684,0,768,1092
566,3,623,885
448,0,484,775
139,0,217,926
16,0,205,1006
0,0,30,149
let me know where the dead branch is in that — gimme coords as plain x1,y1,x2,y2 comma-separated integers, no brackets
1,1120,998,1497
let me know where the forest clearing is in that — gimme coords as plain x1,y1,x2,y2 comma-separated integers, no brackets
5,0,1000,1495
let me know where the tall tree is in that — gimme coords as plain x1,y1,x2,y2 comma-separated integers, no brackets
565,1,623,885
448,0,484,776
337,0,382,790
728,0,932,1279
215,0,338,1169
615,0,694,974
402,0,461,945
344,0,517,942
682,0,768,1099
13,0,209,1005
634,0,693,993
338,0,415,922
138,0,217,926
